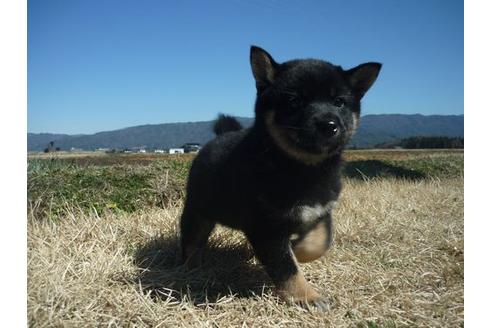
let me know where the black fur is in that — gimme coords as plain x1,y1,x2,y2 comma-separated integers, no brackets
180,46,381,308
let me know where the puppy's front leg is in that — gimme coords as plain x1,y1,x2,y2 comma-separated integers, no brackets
291,215,333,263
246,231,329,310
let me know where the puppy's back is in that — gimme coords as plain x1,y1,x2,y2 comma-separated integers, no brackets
184,128,253,224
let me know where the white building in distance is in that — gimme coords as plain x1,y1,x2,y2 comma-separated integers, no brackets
169,148,185,154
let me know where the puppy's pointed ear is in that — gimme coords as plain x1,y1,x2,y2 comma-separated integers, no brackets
250,46,278,91
346,62,382,99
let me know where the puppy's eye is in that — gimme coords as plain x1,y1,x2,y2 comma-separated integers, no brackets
333,97,345,108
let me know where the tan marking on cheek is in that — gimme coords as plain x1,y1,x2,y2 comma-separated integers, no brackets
264,111,330,165
351,112,360,135
292,221,330,263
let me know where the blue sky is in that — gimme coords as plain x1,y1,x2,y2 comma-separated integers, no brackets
28,0,463,134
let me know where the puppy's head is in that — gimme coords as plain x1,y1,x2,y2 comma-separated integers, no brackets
250,46,381,165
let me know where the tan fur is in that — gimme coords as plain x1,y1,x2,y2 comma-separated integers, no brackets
277,247,320,302
352,113,359,134
265,111,330,165
292,220,330,263
351,112,359,136
278,272,320,302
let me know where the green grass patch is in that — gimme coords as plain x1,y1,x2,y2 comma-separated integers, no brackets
28,152,463,220
27,158,191,220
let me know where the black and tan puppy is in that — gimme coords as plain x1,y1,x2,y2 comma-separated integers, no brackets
180,46,381,309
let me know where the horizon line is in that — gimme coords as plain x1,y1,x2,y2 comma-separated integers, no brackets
28,112,464,136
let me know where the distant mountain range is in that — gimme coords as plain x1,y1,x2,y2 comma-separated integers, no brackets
28,114,464,151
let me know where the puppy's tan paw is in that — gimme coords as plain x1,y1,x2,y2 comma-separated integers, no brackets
283,294,331,312
305,296,331,311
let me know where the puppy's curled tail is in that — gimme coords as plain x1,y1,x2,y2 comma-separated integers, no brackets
213,114,243,136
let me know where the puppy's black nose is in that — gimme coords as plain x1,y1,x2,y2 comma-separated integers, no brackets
316,120,339,137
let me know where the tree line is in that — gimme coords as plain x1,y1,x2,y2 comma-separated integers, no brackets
375,136,464,149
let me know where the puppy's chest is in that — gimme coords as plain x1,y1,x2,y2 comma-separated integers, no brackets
255,161,341,223
292,200,337,224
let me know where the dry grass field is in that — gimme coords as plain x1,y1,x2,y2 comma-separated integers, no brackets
27,150,463,327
